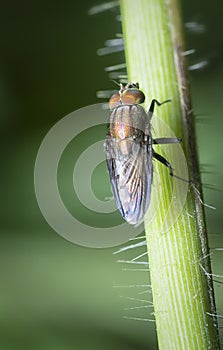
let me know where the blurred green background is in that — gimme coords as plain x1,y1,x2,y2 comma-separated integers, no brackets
1,1,223,349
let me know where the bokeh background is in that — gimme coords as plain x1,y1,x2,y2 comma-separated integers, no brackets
1,0,223,349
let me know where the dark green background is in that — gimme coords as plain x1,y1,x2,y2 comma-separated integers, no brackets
1,1,223,349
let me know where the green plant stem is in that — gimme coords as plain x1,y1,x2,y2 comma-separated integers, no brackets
120,0,219,349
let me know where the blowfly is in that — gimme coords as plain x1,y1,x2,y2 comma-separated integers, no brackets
105,82,181,225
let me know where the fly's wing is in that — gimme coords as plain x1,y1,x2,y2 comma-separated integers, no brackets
105,136,153,225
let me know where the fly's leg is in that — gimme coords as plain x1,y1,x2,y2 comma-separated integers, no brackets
153,151,174,175
153,151,191,183
148,99,171,120
153,137,182,145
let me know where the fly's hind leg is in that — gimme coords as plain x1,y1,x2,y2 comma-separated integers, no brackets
153,151,190,183
153,151,174,176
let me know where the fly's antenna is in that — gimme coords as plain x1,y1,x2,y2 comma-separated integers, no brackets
112,79,120,87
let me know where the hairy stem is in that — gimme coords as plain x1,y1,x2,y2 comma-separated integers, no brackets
120,0,219,349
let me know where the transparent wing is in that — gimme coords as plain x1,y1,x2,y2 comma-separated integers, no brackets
106,136,153,225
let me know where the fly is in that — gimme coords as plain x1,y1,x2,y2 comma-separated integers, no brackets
105,82,181,225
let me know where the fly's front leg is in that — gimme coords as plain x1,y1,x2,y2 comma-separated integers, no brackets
148,99,171,120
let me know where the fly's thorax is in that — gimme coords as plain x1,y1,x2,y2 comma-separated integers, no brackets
109,104,148,139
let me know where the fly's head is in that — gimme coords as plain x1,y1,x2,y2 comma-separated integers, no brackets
109,82,145,109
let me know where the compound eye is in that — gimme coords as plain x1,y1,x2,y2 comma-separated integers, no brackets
122,89,145,105
109,92,120,109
